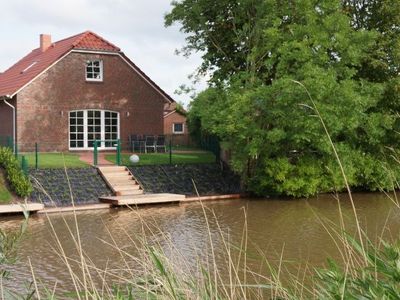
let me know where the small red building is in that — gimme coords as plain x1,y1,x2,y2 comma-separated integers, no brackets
0,31,174,151
163,102,191,146
163,102,187,135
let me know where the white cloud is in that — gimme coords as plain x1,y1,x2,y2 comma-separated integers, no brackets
0,0,206,106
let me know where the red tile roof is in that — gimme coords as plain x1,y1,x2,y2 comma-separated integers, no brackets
0,31,122,97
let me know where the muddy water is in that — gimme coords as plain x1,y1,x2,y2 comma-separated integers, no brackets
1,193,400,297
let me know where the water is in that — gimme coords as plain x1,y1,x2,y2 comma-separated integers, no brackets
1,192,400,297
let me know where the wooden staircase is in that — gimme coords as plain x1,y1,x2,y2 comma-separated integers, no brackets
97,166,143,196
97,166,185,206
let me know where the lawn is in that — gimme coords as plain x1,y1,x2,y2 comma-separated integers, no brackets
0,171,12,204
22,153,89,168
106,152,216,166
171,145,203,151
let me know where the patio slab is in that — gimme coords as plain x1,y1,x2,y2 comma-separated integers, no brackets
78,152,114,166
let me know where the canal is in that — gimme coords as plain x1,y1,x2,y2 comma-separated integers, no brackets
1,192,400,297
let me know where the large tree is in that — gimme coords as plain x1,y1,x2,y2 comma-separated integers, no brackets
166,0,400,197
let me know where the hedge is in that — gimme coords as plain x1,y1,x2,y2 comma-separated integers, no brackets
0,147,32,197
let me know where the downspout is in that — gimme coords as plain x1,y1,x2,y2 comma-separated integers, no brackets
3,96,16,153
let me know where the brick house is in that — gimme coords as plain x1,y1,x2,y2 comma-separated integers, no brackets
0,31,174,151
163,102,191,146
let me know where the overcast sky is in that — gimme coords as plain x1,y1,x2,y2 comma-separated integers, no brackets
0,0,205,107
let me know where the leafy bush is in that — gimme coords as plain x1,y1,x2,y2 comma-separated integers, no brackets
0,147,32,197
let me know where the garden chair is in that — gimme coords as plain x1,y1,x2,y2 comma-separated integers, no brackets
129,134,137,152
130,134,145,153
156,135,166,153
145,135,156,153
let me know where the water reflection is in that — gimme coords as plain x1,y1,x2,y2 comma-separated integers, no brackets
1,192,399,297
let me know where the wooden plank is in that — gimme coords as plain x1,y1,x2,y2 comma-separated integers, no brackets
112,184,141,190
0,203,44,214
108,180,137,185
183,194,242,202
116,190,144,196
100,193,185,206
102,172,131,176
98,166,127,172
37,203,112,214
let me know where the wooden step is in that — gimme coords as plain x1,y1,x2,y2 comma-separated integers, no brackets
112,184,141,191
107,179,137,185
116,189,144,196
98,166,127,172
98,165,143,197
101,172,131,177
99,193,185,206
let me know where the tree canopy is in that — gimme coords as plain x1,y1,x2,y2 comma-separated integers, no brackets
166,0,400,197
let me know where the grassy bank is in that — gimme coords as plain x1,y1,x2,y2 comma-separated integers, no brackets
106,152,216,166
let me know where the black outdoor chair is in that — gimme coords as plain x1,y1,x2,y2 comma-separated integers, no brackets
156,135,166,153
130,134,145,153
145,135,156,153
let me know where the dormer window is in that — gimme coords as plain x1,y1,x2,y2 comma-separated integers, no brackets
86,60,103,81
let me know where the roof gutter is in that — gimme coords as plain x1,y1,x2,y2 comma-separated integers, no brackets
1,95,16,153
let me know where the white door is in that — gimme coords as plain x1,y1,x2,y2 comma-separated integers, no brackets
69,110,120,150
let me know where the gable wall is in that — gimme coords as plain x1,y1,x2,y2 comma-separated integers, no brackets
163,111,187,135
16,52,166,151
0,97,16,144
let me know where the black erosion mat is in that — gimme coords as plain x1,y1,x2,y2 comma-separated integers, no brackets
29,164,242,207
29,168,112,206
129,164,241,196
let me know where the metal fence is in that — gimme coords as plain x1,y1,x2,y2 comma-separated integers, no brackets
0,134,221,169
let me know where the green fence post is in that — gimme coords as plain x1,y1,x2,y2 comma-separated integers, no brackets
117,139,121,166
15,143,18,159
94,140,98,166
169,139,172,165
21,155,28,176
35,142,38,170
6,136,12,149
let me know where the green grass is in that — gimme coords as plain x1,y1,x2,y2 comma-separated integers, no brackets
106,152,216,166
0,171,12,203
22,153,89,169
171,145,203,151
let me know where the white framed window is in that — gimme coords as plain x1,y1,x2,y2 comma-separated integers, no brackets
172,123,184,134
86,60,103,81
69,110,119,150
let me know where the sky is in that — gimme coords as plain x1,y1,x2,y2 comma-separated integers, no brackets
0,0,206,107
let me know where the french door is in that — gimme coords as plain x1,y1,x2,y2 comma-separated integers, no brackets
69,110,119,150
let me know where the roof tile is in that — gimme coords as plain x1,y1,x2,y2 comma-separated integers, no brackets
0,31,120,97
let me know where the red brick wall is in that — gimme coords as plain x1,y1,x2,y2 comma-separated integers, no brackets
0,97,16,141
163,111,187,135
16,52,167,151
163,111,193,147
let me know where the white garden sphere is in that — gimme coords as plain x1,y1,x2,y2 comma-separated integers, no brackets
129,154,140,164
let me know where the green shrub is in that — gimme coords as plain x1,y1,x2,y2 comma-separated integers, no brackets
0,147,32,197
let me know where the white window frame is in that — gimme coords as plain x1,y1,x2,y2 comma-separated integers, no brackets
85,60,103,82
68,109,120,150
172,123,184,134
